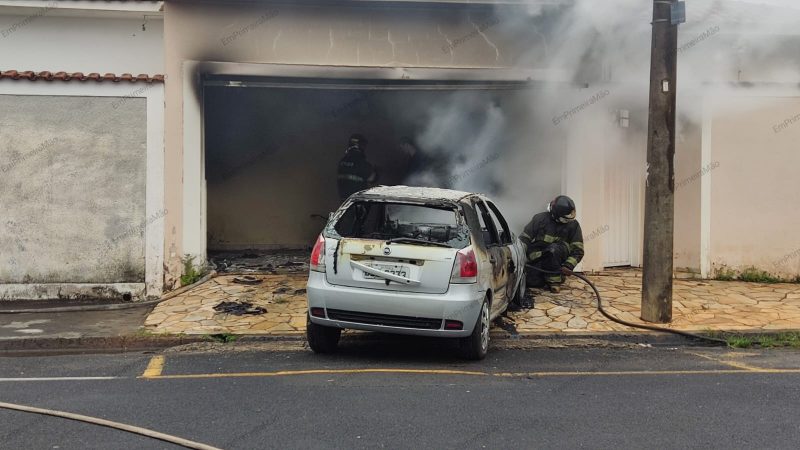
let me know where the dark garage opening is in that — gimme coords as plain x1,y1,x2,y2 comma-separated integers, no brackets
203,77,563,270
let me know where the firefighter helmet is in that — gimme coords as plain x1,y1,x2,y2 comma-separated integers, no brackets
548,195,576,223
349,134,368,148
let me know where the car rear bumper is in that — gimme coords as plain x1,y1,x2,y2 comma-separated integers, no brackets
306,271,485,337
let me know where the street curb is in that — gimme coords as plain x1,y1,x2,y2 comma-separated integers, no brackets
493,331,708,346
0,331,699,354
0,335,210,355
3,329,796,354
225,329,799,347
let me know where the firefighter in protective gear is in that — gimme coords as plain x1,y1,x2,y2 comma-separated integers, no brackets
519,195,584,293
337,134,377,202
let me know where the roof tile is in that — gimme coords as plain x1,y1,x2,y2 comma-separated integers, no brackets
0,70,165,83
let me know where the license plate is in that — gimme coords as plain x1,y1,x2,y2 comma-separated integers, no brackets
363,264,408,279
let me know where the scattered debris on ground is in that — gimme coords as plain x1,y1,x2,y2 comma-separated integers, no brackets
493,316,519,337
209,250,309,274
233,276,262,285
212,301,267,316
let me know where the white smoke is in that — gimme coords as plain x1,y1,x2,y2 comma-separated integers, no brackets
401,0,800,231
406,92,505,192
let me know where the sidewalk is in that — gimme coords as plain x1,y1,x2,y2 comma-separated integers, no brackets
144,269,800,336
1,305,154,340
0,302,195,353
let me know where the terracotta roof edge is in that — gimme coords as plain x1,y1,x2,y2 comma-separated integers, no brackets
0,70,165,83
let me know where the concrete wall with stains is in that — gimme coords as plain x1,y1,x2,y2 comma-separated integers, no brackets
0,95,147,284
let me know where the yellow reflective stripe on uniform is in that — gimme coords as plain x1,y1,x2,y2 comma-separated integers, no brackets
528,251,543,261
565,257,578,267
338,174,365,182
546,275,562,283
570,241,584,250
543,234,559,243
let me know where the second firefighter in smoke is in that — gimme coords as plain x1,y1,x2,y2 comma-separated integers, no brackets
337,134,377,202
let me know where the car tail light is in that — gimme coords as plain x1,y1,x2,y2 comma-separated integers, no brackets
310,307,325,318
444,320,463,330
450,247,478,284
310,234,326,273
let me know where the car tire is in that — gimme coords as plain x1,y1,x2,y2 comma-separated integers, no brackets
459,299,490,360
306,314,341,354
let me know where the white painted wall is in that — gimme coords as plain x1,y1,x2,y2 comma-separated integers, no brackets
705,93,800,279
0,9,163,75
0,1,162,13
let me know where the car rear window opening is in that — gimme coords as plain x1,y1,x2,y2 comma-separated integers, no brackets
332,201,470,248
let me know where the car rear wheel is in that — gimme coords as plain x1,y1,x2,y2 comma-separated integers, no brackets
459,299,489,360
306,314,341,354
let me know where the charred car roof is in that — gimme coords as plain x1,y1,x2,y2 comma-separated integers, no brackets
351,186,476,205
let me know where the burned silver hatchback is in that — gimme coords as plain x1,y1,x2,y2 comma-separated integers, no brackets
306,186,526,360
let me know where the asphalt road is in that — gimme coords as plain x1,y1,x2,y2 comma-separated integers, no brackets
1,339,800,449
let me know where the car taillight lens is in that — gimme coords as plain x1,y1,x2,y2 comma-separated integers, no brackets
444,320,463,330
310,235,326,273
450,248,478,284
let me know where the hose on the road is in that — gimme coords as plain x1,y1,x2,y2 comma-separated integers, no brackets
527,266,728,345
0,401,223,450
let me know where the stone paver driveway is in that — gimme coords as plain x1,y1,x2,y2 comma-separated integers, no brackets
145,269,800,336
146,274,307,335
511,270,800,333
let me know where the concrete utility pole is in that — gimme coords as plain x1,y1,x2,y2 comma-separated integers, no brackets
642,0,679,323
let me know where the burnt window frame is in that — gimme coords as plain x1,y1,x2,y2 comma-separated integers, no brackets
485,200,513,245
472,198,502,247
325,199,471,249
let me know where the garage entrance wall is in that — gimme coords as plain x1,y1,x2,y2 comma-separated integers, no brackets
203,84,558,250
164,0,564,282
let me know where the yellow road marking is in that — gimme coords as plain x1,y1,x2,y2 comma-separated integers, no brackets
687,351,769,372
494,369,800,377
140,367,800,380
142,368,488,379
141,355,165,378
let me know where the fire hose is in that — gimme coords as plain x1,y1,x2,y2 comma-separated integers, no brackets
0,401,222,450
527,266,728,345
